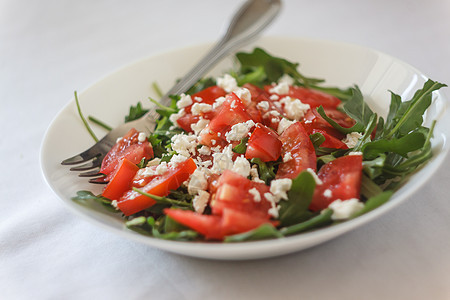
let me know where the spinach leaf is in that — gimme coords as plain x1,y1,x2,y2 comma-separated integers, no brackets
278,171,316,226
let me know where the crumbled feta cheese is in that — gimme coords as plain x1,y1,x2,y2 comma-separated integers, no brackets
169,154,188,168
342,132,363,148
268,204,281,218
111,200,119,210
248,187,261,202
270,94,280,101
138,132,147,143
277,118,295,135
188,168,208,195
198,145,211,156
140,161,168,177
323,189,333,198
176,93,193,109
230,100,237,109
217,74,238,92
348,151,363,156
193,190,210,214
169,108,185,126
211,144,234,174
232,155,251,178
278,74,295,86
191,103,212,115
116,137,123,143
283,151,293,162
147,157,161,167
211,139,217,146
269,82,289,94
270,178,292,201
256,101,270,111
234,87,251,106
225,120,255,142
306,168,323,185
210,146,222,153
191,118,210,135
280,96,310,120
194,96,203,102
171,133,197,156
200,160,213,168
212,96,226,109
329,198,364,220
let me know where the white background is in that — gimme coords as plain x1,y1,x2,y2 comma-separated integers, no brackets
1,0,450,299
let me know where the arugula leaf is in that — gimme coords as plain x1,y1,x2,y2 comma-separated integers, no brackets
124,102,149,122
360,174,384,199
278,171,316,226
350,191,393,219
126,216,198,241
232,137,248,154
224,224,283,242
72,190,118,213
132,187,193,209
310,132,326,148
342,86,375,126
317,106,365,134
250,158,277,184
280,209,333,236
384,79,446,139
362,131,426,160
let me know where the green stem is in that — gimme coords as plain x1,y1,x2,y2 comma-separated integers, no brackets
152,82,164,98
88,116,112,131
74,91,98,142
132,187,192,208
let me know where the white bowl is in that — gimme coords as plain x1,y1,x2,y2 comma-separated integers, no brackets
40,36,450,260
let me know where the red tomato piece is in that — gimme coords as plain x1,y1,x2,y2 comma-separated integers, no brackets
309,155,363,211
245,123,282,162
164,208,272,240
100,128,153,179
311,129,348,150
211,170,272,219
302,109,346,140
198,93,254,147
288,86,341,108
101,158,139,200
117,158,197,216
276,122,317,179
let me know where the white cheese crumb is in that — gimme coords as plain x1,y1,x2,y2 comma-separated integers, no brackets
232,155,251,178
198,145,211,156
323,189,333,198
348,151,363,156
283,151,293,162
111,200,119,210
140,161,168,177
270,94,280,101
269,82,289,94
211,144,234,174
191,118,210,135
176,93,193,109
278,74,295,86
188,168,208,195
171,133,197,156
169,154,188,168
212,96,226,109
342,132,363,148
169,108,185,126
268,205,281,218
250,165,265,183
270,178,292,201
191,103,212,115
217,74,238,93
248,187,261,202
306,168,323,185
256,101,270,111
234,87,251,106
328,198,364,220
277,118,295,135
225,120,255,142
147,157,161,167
280,96,310,120
115,137,123,143
193,191,210,214
137,132,146,143
194,96,203,102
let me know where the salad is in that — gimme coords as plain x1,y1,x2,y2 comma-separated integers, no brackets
73,47,446,242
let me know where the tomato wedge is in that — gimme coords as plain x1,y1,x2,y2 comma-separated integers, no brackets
101,158,139,200
100,128,153,180
117,158,197,216
287,86,341,108
211,170,272,219
311,129,348,150
245,123,282,162
309,155,363,211
276,122,317,179
164,208,272,240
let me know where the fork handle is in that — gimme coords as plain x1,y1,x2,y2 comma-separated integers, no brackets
158,0,281,106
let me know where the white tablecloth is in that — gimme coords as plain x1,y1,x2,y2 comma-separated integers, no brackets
2,0,450,299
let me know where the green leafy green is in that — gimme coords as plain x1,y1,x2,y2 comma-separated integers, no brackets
132,187,193,209
250,158,277,184
362,131,426,160
74,91,98,142
232,137,249,154
124,102,149,122
280,209,333,236
350,191,393,218
224,224,283,242
71,190,118,213
278,171,316,226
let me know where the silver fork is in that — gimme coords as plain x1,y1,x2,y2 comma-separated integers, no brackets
61,0,281,183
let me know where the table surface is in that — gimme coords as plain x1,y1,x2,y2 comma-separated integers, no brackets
1,0,450,299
